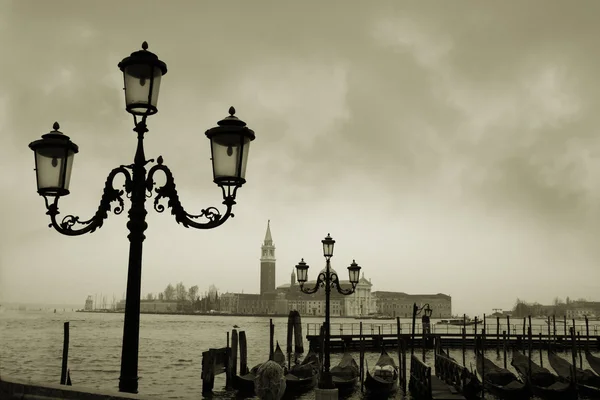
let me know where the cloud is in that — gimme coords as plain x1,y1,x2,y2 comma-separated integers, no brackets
2,0,600,314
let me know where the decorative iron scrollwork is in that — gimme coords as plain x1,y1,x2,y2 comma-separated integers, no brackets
299,270,357,296
44,166,132,236
146,156,236,229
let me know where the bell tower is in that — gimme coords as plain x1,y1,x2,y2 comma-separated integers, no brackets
260,220,276,295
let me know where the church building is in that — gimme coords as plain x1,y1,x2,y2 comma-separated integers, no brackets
219,220,452,317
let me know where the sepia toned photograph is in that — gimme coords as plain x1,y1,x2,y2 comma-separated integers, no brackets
1,1,600,399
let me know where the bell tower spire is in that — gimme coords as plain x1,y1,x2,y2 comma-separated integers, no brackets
260,220,276,295
264,219,273,246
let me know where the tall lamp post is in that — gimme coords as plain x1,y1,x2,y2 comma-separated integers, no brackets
411,303,432,356
27,42,256,394
295,234,362,390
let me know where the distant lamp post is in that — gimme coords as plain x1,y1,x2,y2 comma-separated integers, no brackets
28,41,256,394
411,303,432,356
295,234,361,390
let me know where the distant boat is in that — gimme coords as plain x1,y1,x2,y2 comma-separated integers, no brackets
436,318,477,326
354,314,394,320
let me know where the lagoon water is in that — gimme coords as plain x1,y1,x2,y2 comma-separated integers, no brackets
1,310,598,399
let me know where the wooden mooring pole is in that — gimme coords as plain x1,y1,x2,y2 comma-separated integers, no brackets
502,330,507,369
461,327,466,366
539,332,543,368
359,321,364,392
506,315,511,348
60,322,69,385
239,330,248,375
269,319,274,360
231,329,238,381
578,332,583,369
527,326,532,379
481,328,486,399
396,317,403,394
570,327,578,386
496,316,500,356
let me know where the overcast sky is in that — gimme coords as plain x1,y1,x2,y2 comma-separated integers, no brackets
1,0,599,316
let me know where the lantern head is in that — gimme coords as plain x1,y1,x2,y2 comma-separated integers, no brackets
322,233,335,258
118,41,167,116
28,122,79,197
205,107,255,189
348,260,361,285
295,258,309,284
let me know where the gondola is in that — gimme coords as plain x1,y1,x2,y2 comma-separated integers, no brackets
232,363,261,394
233,342,287,395
363,347,398,395
330,352,360,391
547,350,600,398
475,350,528,399
284,348,319,393
273,342,286,367
511,351,576,400
586,349,600,376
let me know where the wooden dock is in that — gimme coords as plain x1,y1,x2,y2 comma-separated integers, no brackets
410,353,466,399
305,321,600,351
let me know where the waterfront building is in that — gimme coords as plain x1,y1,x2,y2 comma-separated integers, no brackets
140,300,178,313
372,291,452,318
566,301,598,319
115,299,179,313
84,295,93,311
220,292,287,314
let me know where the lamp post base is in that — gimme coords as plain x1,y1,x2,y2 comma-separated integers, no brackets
315,387,339,400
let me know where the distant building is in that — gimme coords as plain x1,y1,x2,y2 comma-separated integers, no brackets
372,291,452,318
566,301,598,319
140,300,178,313
84,295,94,311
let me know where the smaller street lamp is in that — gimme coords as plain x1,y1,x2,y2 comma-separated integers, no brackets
295,234,362,390
411,303,432,356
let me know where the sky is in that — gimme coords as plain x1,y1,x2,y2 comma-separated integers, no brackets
1,0,599,317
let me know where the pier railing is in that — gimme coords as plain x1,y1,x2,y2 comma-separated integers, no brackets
306,322,600,336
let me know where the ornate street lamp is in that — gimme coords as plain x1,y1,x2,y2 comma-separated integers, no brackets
295,234,361,390
28,42,256,394
411,303,432,356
